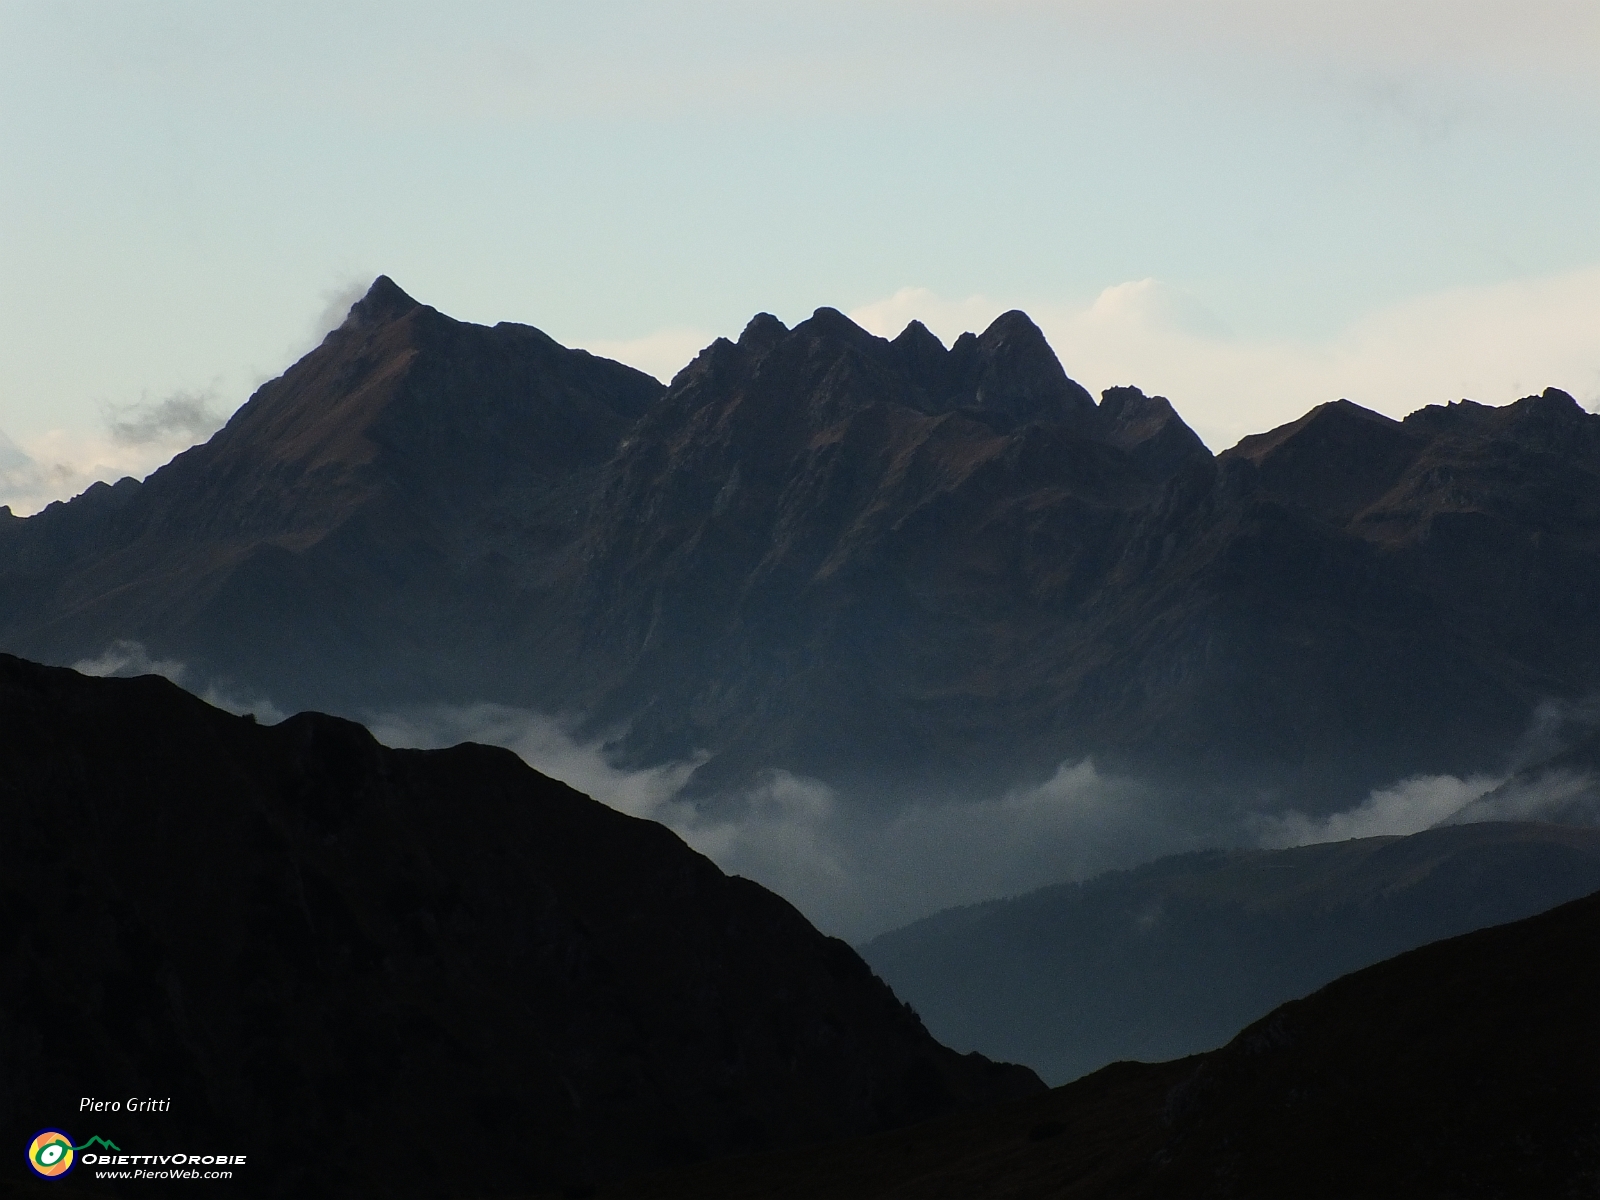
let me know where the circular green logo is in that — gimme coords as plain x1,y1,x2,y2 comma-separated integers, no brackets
28,1130,76,1178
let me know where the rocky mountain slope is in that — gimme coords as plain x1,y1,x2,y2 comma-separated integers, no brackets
607,882,1600,1199
0,655,1038,1198
861,820,1600,1083
4,278,1599,807
0,278,663,714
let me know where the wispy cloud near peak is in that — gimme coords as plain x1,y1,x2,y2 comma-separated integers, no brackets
105,389,225,447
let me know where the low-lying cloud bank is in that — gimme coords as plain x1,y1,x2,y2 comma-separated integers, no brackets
1254,768,1600,848
371,704,1213,940
377,695,1600,941
60,641,1600,942
72,641,286,725
368,705,706,822
1258,695,1600,847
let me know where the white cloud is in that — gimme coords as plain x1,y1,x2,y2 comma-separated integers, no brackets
0,427,168,518
369,701,1205,940
307,278,372,347
72,640,285,724
666,757,1211,940
72,641,190,684
105,389,224,447
1255,773,1505,848
1256,765,1600,849
1448,770,1600,826
0,381,239,516
368,704,705,820
51,672,1600,934
935,0,1600,83
850,265,1600,450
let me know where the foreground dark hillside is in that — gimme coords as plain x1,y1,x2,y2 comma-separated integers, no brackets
4,278,1600,804
863,821,1600,1083
607,884,1600,1199
0,656,1038,1199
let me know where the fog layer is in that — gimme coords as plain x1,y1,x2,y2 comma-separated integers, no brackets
68,643,1600,942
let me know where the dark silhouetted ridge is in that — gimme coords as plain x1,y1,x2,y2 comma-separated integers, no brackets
1224,398,1427,520
607,883,1600,1198
862,821,1600,1084
0,654,1040,1199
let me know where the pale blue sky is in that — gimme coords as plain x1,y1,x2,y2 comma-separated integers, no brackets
3,0,1598,512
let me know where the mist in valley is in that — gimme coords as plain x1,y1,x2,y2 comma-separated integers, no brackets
372,706,1600,940
69,637,1600,942
65,642,1600,942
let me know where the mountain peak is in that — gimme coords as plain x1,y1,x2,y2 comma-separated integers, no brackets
892,319,944,352
737,312,788,358
1515,386,1585,422
344,275,422,328
1225,398,1428,522
795,306,880,351
890,319,948,389
1230,398,1404,464
1095,385,1210,479
950,309,1097,428
977,309,1047,346
1540,385,1580,407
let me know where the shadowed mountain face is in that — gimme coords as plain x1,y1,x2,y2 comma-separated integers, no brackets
861,821,1600,1084
564,307,1206,794
607,885,1600,1200
3,278,1600,806
0,655,1040,1199
0,279,664,712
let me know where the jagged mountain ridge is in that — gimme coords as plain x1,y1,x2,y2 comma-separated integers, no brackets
3,277,1599,805
0,654,1039,1198
566,302,1210,792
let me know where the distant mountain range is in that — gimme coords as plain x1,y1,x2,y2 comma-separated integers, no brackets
610,883,1600,1199
4,277,1600,809
0,655,1038,1198
860,820,1600,1083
